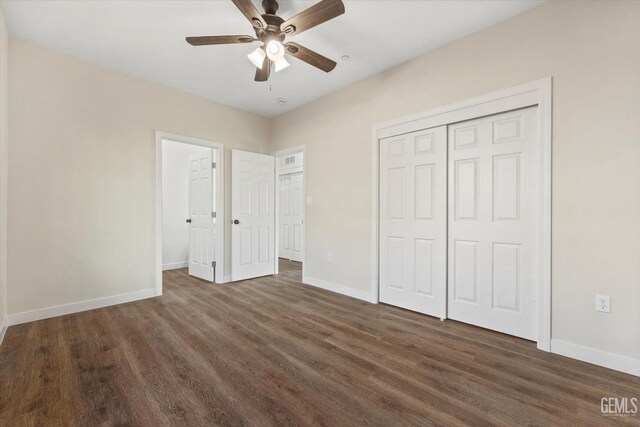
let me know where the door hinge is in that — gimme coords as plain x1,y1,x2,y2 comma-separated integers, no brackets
212,162,216,169
211,212,216,218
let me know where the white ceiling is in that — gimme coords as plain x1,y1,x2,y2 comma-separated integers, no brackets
1,0,544,117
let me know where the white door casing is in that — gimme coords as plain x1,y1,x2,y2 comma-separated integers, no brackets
279,172,304,262
232,150,275,281
379,126,448,318
188,150,214,281
448,107,539,340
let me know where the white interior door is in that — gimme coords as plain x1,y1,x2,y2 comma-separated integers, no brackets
379,126,447,318
232,150,275,281
279,175,292,260
448,107,539,340
188,149,214,281
279,172,304,262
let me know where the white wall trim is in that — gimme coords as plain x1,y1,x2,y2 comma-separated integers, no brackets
303,275,377,304
277,166,303,176
375,80,542,139
155,131,225,293
7,288,156,326
0,93,6,347
0,321,7,347
551,339,640,378
272,144,306,277
162,261,188,271
371,78,552,352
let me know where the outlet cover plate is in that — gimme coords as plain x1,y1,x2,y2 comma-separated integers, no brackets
596,295,610,313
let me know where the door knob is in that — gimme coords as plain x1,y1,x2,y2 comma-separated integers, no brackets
233,219,240,225
186,219,192,223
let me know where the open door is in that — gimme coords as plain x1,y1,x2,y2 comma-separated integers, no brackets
232,150,275,281
188,149,214,281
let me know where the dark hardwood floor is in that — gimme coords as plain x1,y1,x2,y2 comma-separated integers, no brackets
1,260,639,426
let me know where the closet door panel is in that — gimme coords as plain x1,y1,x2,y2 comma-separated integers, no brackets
379,126,447,318
447,107,539,341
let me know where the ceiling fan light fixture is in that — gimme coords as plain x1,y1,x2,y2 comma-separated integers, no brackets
187,0,345,82
274,57,290,72
247,47,266,69
266,40,285,61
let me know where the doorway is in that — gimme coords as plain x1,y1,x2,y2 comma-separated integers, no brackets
155,132,225,294
274,146,305,275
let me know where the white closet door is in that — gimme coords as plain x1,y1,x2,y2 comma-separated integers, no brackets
279,172,304,262
188,150,214,281
231,150,275,281
448,107,539,340
279,174,292,260
379,126,447,318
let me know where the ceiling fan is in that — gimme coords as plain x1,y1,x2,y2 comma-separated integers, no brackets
186,0,345,82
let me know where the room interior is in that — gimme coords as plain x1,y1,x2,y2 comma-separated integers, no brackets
0,0,639,425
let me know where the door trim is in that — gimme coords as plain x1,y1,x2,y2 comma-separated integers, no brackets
371,78,552,351
273,145,306,277
155,131,225,295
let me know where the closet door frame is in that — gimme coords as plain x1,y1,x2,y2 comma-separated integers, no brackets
371,78,552,351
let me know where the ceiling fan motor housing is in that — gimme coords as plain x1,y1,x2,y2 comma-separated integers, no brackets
262,0,279,15
258,0,294,39
255,13,285,43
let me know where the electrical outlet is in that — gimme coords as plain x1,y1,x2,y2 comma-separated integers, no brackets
596,295,610,313
326,252,332,263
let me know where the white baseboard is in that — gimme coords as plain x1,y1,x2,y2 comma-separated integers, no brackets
7,288,157,326
163,261,188,271
303,275,377,304
551,339,640,377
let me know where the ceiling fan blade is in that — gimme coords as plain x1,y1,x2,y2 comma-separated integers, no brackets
255,53,271,82
285,42,336,73
186,35,256,46
280,0,345,36
231,0,268,30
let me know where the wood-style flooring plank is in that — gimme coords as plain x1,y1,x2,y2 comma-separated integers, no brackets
0,260,639,426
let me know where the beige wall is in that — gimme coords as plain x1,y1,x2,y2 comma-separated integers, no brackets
8,39,269,314
271,0,640,360
0,7,7,330
4,0,639,365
